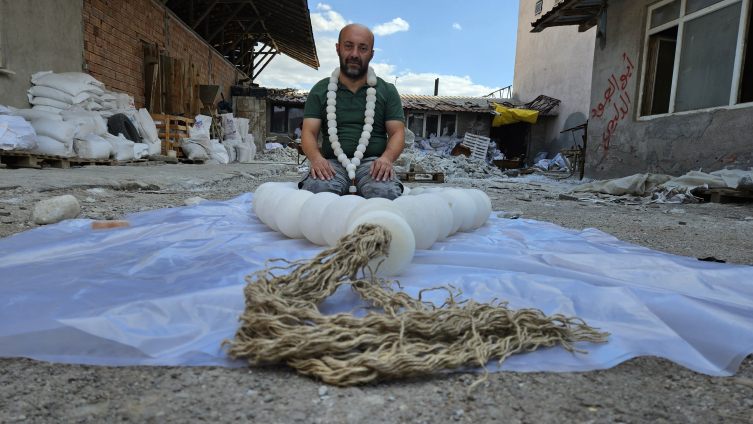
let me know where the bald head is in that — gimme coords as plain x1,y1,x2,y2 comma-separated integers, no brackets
338,24,375,50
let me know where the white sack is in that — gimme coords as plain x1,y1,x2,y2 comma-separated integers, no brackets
0,115,38,151
133,143,149,159
135,108,159,143
236,144,253,163
28,86,90,105
209,140,229,164
74,134,111,159
236,117,249,140
32,71,104,88
13,108,63,122
30,118,77,145
0,106,11,116
101,133,135,161
572,174,675,197
116,93,136,110
221,113,238,140
193,115,212,138
181,140,210,160
31,135,72,157
31,72,104,97
61,110,107,136
32,105,66,114
222,142,236,162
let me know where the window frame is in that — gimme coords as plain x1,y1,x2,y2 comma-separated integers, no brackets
535,0,544,15
637,0,752,120
405,110,459,139
270,103,304,134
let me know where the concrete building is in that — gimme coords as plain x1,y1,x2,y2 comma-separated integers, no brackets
513,0,597,160
532,0,753,179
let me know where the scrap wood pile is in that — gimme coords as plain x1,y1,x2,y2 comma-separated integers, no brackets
224,224,609,393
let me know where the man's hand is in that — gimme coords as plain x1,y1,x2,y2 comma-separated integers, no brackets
310,157,335,180
369,156,394,182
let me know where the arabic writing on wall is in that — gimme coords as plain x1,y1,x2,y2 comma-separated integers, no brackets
591,53,635,151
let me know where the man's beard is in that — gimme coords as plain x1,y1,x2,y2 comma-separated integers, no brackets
339,55,369,79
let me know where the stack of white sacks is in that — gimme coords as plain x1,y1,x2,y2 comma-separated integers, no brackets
180,113,256,164
250,183,492,276
1,71,162,161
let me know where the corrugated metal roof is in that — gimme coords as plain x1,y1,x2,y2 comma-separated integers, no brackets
531,0,604,33
400,95,523,114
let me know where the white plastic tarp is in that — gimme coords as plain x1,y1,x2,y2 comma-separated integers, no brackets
0,194,752,376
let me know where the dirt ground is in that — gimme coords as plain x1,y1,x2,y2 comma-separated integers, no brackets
1,163,752,423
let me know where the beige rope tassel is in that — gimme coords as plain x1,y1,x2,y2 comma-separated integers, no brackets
223,223,609,395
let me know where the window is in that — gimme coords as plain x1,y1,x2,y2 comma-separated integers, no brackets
440,114,457,136
639,0,753,117
425,114,439,137
408,113,425,138
535,0,543,15
270,104,304,135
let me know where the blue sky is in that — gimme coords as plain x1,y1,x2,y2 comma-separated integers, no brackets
256,1,521,97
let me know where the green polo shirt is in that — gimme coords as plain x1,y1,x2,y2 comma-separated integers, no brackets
304,76,405,159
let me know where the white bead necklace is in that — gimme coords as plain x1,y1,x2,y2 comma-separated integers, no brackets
326,66,378,194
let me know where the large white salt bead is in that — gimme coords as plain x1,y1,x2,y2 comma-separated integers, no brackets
444,189,478,232
392,196,440,250
299,192,340,245
419,193,453,242
260,187,296,231
434,191,464,236
408,187,424,196
423,187,443,194
276,190,315,239
466,189,493,230
252,182,280,217
322,195,366,246
345,198,407,231
402,187,412,196
347,211,415,277
254,183,294,223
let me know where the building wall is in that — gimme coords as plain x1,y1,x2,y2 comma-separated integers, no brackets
83,0,243,109
513,0,596,158
0,0,85,109
585,0,753,179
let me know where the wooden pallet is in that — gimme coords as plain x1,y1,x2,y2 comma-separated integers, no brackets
151,114,194,158
397,172,445,183
178,158,205,165
69,158,117,167
694,188,753,204
461,133,491,161
0,150,75,169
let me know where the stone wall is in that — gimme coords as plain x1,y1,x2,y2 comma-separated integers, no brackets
585,0,753,179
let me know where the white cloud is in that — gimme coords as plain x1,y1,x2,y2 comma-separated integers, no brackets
317,3,331,10
255,8,497,97
453,23,462,30
373,18,410,36
310,10,349,32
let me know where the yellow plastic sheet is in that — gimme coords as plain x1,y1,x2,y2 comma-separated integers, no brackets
492,103,539,126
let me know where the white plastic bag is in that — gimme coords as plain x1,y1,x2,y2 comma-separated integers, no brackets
31,135,71,156
135,109,159,143
28,86,90,105
61,110,107,136
236,144,253,163
116,93,135,110
101,133,135,161
32,71,104,88
74,134,111,159
12,108,63,122
30,118,77,145
236,117,249,140
0,115,38,151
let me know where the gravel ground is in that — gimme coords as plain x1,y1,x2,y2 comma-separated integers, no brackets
1,166,752,423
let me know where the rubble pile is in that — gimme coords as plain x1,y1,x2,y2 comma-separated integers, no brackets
255,145,300,163
394,150,506,180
